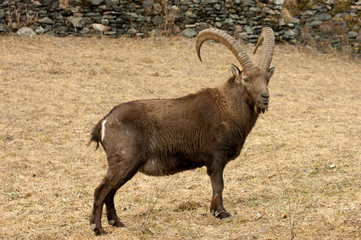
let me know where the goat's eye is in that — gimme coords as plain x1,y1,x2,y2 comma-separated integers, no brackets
243,77,250,83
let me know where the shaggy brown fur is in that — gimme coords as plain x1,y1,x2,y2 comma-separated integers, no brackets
89,64,275,235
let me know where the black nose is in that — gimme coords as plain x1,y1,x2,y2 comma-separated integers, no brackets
261,93,269,101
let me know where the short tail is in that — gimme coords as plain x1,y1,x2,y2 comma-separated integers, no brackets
87,120,103,150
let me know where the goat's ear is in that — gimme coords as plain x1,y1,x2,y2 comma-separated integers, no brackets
268,67,275,79
231,64,241,78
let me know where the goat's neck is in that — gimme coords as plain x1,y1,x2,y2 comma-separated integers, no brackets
217,81,259,134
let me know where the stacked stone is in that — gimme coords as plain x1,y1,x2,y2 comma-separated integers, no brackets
0,0,360,55
292,0,361,53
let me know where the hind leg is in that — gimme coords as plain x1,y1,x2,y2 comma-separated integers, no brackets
90,158,140,235
105,191,125,228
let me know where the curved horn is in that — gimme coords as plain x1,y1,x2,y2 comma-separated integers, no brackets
253,27,275,71
196,28,255,71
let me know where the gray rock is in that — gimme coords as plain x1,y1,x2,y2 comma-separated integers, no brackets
248,35,259,43
197,22,210,30
238,32,248,41
184,17,196,24
104,30,117,36
101,18,109,25
348,31,359,38
127,27,137,36
0,1,9,7
182,28,197,38
35,26,45,34
244,25,253,34
16,27,37,38
279,19,286,26
137,15,147,22
129,12,137,18
224,18,234,25
67,16,83,28
80,27,90,35
215,22,222,28
110,0,119,4
142,0,153,8
90,0,104,5
0,23,7,32
38,17,53,24
311,4,323,10
0,9,5,19
335,13,348,19
237,20,248,25
301,10,314,16
185,24,196,28
149,29,160,37
85,12,100,18
152,16,164,25
234,24,243,32
283,29,298,39
265,8,275,15
91,23,110,32
356,36,361,44
103,14,116,19
185,11,197,18
290,17,300,24
180,5,188,11
44,25,52,32
241,0,254,6
229,14,239,19
352,24,361,31
313,13,332,21
305,20,323,26
273,0,284,5
250,7,261,13
136,33,146,38
341,45,353,54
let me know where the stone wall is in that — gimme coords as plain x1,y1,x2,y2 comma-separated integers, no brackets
0,0,360,55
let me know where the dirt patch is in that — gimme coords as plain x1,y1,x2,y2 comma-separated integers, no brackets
0,35,360,239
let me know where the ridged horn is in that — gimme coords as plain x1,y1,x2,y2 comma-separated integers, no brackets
253,27,275,71
196,28,255,71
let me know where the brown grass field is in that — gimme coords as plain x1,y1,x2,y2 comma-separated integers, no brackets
0,35,360,240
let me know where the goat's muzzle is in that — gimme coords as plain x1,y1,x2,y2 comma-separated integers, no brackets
257,93,270,113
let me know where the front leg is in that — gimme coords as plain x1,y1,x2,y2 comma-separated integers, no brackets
207,156,232,219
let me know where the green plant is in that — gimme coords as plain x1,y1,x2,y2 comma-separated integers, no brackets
331,0,352,15
297,0,314,11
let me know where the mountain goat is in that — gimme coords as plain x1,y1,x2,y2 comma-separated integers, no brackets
89,27,275,235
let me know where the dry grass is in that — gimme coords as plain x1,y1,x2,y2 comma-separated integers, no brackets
0,35,360,239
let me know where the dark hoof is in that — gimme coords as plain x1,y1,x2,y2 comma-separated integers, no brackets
215,210,232,219
90,224,108,235
108,220,126,228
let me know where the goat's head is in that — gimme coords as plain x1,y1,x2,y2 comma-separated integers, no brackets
196,27,275,114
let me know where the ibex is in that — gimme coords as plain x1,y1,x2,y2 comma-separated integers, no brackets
89,27,275,235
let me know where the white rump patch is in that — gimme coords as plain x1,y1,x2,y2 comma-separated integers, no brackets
101,119,107,142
